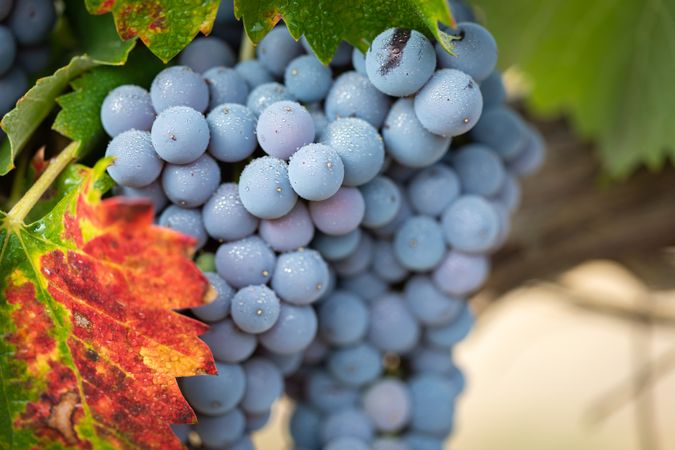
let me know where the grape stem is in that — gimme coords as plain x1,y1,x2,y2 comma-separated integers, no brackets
239,30,256,61
7,141,79,224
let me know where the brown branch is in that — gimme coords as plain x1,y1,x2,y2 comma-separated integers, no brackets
486,117,675,294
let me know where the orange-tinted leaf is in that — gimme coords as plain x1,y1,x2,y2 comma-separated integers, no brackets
0,160,216,449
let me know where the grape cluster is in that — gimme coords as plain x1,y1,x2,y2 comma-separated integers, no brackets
0,0,55,139
105,0,544,448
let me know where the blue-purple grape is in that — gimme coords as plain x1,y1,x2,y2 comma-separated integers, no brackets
215,236,276,288
101,85,155,137
150,66,209,113
105,130,163,188
151,106,209,164
161,153,221,207
206,103,258,163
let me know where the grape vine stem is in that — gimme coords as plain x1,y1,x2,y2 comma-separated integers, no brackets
7,141,79,224
239,30,255,61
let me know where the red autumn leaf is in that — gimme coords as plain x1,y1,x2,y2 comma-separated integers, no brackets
0,160,216,449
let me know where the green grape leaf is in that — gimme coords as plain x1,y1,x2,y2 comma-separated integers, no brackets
0,56,96,176
53,49,164,158
473,0,675,178
234,0,456,64
84,0,220,63
64,0,136,65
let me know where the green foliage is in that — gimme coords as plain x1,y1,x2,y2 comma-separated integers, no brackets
84,0,220,63
64,0,135,65
0,56,96,176
234,0,456,63
53,49,164,156
474,0,675,178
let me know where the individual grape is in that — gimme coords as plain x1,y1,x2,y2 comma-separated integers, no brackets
448,0,476,22
170,424,189,443
272,250,329,305
309,187,365,235
158,205,208,249
150,66,209,113
238,156,298,219
365,28,436,96
432,250,489,297
200,319,257,363
324,437,370,450
493,174,521,212
373,437,409,450
404,433,444,450
215,236,276,288
363,378,412,432
452,143,506,197
0,26,16,76
320,408,374,444
441,195,501,253
414,68,483,137
409,374,457,435
105,130,163,188
368,294,420,354
371,191,412,239
481,70,506,107
8,0,56,45
202,183,259,242
204,66,249,108
360,176,402,228
261,349,303,376
231,285,281,334
383,98,451,168
179,37,236,73
508,125,545,176
340,272,388,301
256,100,315,159
327,342,382,387
246,82,295,116
425,303,474,349
0,0,12,21
192,272,234,322
120,180,167,212
240,358,284,414
407,164,460,216
16,43,50,74
325,71,390,128
151,106,210,164
0,67,28,115
284,54,333,102
318,290,370,346
227,436,255,450
331,233,374,277
471,106,529,161
100,85,155,137
309,106,330,139
321,118,385,186
259,202,314,252
161,154,221,207
235,59,274,89
436,22,497,82
393,215,445,271
312,228,362,261
352,48,366,75
372,240,408,283
206,103,258,163
259,303,318,354
246,410,271,432
256,26,304,76
403,275,464,326
180,362,246,416
288,143,345,201
410,346,455,375
290,405,322,450
305,370,359,413
193,408,245,448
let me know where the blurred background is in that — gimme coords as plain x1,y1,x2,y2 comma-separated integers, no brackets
257,1,675,448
